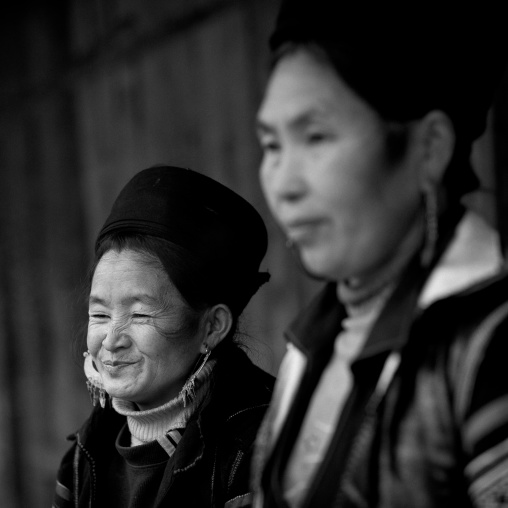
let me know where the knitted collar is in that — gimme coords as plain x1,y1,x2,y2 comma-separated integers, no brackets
112,358,216,446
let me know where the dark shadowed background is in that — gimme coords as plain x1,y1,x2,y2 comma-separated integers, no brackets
1,1,508,506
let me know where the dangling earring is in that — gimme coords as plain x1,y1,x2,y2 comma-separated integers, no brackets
83,351,107,408
179,345,212,407
420,183,438,267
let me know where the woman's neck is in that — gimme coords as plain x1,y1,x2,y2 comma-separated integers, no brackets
113,358,215,446
338,216,424,312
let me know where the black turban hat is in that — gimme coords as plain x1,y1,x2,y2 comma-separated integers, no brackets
96,166,270,315
269,0,508,198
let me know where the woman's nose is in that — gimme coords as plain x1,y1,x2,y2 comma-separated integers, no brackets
267,147,307,204
101,322,130,351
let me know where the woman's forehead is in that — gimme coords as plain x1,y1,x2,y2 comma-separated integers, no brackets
258,49,379,132
91,250,171,298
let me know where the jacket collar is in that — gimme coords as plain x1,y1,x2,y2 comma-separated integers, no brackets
284,248,427,364
285,282,345,359
418,210,502,308
74,347,272,471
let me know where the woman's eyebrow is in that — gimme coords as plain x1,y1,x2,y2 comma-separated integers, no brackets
88,294,159,305
255,118,275,136
89,295,106,305
257,107,331,135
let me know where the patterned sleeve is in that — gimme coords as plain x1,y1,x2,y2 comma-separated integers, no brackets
456,300,508,507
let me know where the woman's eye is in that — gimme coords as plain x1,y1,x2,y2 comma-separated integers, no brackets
132,313,151,320
89,313,108,320
259,137,281,153
307,132,327,144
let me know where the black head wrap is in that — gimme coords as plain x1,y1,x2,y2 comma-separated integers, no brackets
270,1,508,200
96,166,270,315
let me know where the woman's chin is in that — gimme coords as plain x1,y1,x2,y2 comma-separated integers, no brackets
103,381,135,402
299,248,346,281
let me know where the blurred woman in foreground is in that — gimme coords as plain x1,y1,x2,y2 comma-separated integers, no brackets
253,1,508,506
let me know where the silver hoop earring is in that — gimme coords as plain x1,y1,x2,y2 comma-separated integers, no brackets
179,347,212,407
84,352,107,408
421,184,438,267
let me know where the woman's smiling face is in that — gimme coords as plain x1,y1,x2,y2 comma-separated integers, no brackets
87,249,205,410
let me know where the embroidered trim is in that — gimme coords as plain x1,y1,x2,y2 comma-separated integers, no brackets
157,429,183,457
211,444,218,505
174,419,205,474
73,443,80,507
466,437,508,482
468,445,508,505
55,480,71,502
75,433,96,505
455,301,508,428
228,450,244,490
226,404,269,423
224,493,253,508
464,396,508,447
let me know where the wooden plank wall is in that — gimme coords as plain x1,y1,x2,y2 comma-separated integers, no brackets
0,1,321,506
0,4,92,507
0,1,506,506
68,0,323,371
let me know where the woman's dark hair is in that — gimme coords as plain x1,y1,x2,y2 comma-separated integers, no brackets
271,41,478,203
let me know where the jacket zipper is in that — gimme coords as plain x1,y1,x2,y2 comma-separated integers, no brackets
228,450,245,491
74,434,97,507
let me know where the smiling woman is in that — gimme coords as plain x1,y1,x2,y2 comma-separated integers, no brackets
52,166,274,508
87,249,207,410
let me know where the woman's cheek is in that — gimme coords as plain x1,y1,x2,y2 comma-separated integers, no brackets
87,324,104,354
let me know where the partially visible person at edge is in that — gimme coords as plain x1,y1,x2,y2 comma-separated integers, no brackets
52,166,274,508
251,1,508,507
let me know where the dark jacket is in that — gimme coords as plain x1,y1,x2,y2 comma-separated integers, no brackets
53,347,274,508
255,214,508,508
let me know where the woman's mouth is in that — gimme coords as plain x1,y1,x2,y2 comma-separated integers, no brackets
284,218,324,243
102,360,136,373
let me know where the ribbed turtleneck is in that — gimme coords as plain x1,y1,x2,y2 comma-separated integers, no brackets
113,358,215,446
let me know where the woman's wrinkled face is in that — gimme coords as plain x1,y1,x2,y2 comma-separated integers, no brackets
87,249,205,410
257,47,422,282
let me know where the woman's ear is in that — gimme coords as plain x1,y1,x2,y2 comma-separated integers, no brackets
414,109,455,188
200,304,233,353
